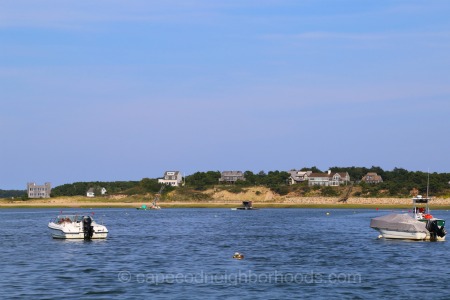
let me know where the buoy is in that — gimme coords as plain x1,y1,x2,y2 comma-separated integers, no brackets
233,252,244,260
326,212,330,215
378,235,383,239
376,208,378,211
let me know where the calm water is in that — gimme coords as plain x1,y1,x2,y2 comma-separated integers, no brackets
1,208,450,299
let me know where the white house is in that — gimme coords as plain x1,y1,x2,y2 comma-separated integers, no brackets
308,171,350,186
308,173,332,186
87,187,107,197
87,188,95,198
158,171,183,187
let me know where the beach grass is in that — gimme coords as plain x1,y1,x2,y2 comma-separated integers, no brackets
2,195,450,210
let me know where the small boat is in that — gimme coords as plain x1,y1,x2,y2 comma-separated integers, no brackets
232,201,258,210
136,204,160,210
48,214,108,239
370,194,446,241
137,185,163,210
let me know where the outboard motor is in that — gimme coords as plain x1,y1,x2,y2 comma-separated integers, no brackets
83,216,94,240
426,220,446,241
437,225,447,238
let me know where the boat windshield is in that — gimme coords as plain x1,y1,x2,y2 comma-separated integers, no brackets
53,215,92,223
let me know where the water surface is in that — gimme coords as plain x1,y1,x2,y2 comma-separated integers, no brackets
1,208,450,299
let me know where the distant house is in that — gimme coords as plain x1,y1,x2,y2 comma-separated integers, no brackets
27,182,51,198
308,173,332,186
86,187,107,198
87,188,95,198
330,172,351,186
308,171,350,186
288,170,312,185
158,171,183,187
361,172,383,184
219,171,245,184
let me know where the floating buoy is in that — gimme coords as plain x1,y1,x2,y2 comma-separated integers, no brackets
233,252,244,260
378,235,383,239
326,212,330,215
376,208,379,211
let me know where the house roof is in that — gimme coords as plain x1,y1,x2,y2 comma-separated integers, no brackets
309,172,349,179
309,173,331,178
362,172,383,181
221,171,244,176
87,188,94,193
164,171,180,175
336,172,349,178
290,171,309,176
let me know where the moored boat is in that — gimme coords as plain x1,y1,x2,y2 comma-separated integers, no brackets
232,201,258,210
370,194,446,241
136,204,161,210
137,185,163,210
48,214,108,239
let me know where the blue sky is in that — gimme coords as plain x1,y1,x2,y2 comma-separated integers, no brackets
1,0,450,189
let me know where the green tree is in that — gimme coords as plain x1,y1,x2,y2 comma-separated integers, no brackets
301,166,322,173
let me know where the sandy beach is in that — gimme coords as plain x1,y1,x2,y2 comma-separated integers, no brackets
2,195,450,209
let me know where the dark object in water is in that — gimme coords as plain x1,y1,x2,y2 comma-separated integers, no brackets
235,201,258,210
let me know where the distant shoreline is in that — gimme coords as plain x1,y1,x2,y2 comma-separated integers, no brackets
2,196,450,209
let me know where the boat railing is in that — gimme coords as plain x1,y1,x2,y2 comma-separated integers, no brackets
53,213,97,223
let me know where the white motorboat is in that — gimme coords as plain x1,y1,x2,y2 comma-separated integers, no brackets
370,195,446,241
48,214,108,239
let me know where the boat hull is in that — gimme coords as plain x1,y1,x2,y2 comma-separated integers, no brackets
374,228,427,240
49,227,108,239
373,228,445,241
48,222,108,239
136,207,160,210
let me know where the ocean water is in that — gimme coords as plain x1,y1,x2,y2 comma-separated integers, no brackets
1,208,450,299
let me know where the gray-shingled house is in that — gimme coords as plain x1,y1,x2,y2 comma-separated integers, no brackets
361,172,383,184
27,182,51,198
288,170,312,185
219,171,245,184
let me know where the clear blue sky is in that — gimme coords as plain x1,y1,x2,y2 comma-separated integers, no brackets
2,1,450,189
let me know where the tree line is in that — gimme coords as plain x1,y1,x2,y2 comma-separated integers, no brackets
5,166,450,198
0,189,26,198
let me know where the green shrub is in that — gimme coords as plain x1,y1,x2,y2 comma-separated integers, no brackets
228,186,244,194
321,187,339,197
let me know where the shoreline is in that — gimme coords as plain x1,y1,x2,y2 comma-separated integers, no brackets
2,196,450,209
